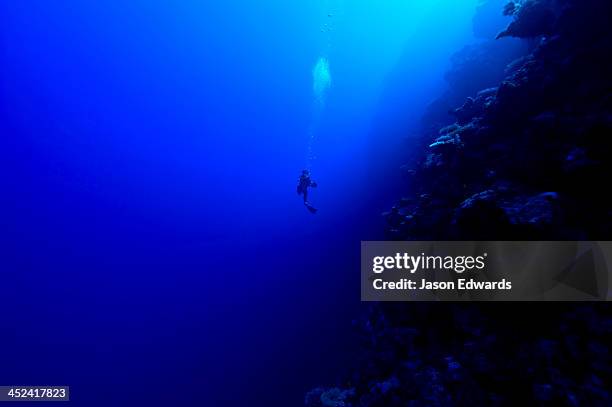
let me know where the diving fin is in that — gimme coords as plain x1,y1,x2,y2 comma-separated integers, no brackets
305,202,318,214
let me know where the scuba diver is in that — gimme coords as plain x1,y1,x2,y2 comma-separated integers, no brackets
297,169,318,214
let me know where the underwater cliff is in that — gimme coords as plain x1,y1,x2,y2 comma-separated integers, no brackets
308,1,612,405
387,0,612,242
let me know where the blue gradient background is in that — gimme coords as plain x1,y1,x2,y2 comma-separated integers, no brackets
1,1,490,405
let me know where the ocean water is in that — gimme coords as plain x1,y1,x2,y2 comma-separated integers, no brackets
0,1,496,405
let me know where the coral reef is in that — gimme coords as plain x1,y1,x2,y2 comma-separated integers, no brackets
310,305,611,406
496,0,557,39
390,0,612,241
421,39,528,135
305,387,356,407
309,1,611,405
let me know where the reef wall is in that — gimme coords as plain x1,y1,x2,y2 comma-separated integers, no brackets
389,0,612,240
307,1,612,405
387,0,612,242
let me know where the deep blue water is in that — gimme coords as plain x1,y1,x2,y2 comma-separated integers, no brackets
1,1,498,405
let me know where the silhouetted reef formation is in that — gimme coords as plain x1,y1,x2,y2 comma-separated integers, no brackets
388,0,612,241
307,305,610,406
307,1,611,406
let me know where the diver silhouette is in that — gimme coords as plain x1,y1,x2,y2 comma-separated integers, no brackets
297,169,318,214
